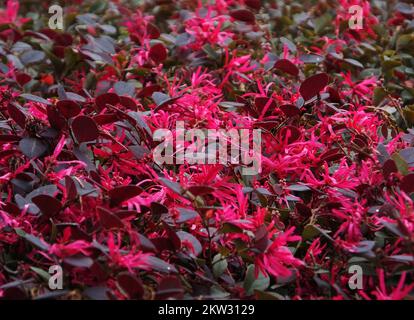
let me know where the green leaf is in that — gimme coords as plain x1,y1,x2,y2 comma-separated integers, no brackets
30,266,51,282
302,224,320,240
391,153,409,175
212,254,228,278
243,264,270,296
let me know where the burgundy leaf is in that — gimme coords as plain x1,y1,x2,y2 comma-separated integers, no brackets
7,103,26,128
149,43,167,64
108,185,143,207
95,92,120,110
230,9,256,23
97,206,124,229
71,115,99,143
32,194,62,217
299,73,329,100
401,174,414,194
57,100,81,119
117,272,144,299
274,59,299,76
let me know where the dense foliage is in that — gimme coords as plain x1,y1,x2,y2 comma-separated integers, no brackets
0,0,414,300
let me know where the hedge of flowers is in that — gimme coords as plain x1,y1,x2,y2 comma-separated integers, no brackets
0,0,413,300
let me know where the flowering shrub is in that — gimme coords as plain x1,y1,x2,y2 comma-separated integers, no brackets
0,0,414,300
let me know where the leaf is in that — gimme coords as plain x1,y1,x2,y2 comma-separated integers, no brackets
149,43,167,63
159,178,184,195
299,73,329,100
382,159,398,179
146,256,177,273
152,92,172,107
19,137,48,158
56,100,81,119
299,54,324,64
274,59,299,76
244,264,270,296
388,255,414,263
302,224,320,240
344,58,364,68
146,23,160,39
230,9,256,24
108,185,143,207
280,37,296,52
114,81,135,97
150,202,169,215
176,208,199,223
15,228,50,251
16,72,32,86
20,50,45,65
7,103,26,128
65,176,78,201
278,125,302,144
71,115,99,143
32,194,62,218
116,272,144,299
279,104,300,117
400,173,414,194
373,87,387,106
95,92,120,110
187,185,215,196
20,93,51,105
64,254,94,268
156,276,184,299
391,153,409,175
30,267,51,282
213,254,228,278
177,231,202,256
245,0,261,10
97,206,124,229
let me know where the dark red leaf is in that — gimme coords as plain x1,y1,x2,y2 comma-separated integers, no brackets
119,96,137,109
146,23,160,39
47,105,66,130
383,159,398,179
71,115,99,143
274,59,299,76
7,103,26,128
245,0,262,10
117,272,144,299
95,92,120,110
150,202,169,215
32,194,62,217
156,276,184,299
57,100,81,119
299,73,329,101
16,73,32,86
279,104,300,117
255,97,276,112
230,9,256,23
187,185,215,196
401,174,414,194
138,85,161,98
97,206,124,229
278,125,302,144
65,176,78,201
108,185,143,207
149,43,167,64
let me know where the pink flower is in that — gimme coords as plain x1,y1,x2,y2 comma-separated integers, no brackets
255,227,303,278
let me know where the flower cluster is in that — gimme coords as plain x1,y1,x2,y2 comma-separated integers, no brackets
0,0,413,300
